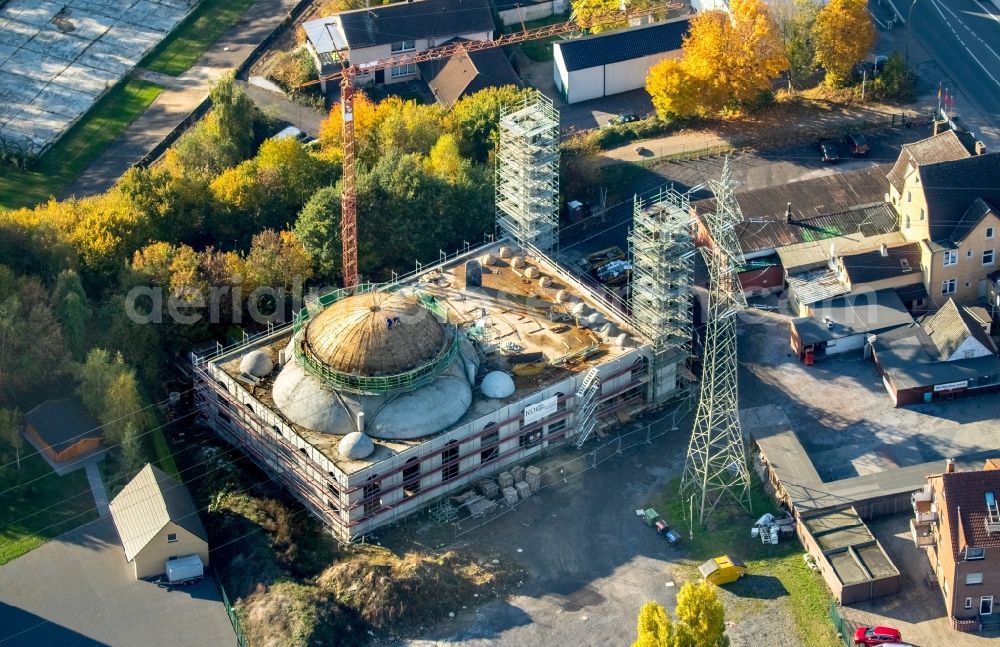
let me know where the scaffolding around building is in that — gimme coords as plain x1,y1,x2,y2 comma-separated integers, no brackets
630,186,695,361
495,92,560,252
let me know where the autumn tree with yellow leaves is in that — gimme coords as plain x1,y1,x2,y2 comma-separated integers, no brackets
632,582,729,647
812,0,876,86
646,0,788,118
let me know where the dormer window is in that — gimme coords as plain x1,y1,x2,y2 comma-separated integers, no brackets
966,547,985,560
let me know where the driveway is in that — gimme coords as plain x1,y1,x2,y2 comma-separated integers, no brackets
0,518,234,647
842,514,1000,645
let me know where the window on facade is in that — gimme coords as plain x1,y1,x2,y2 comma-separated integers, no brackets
965,350,976,359
989,227,996,240
547,419,567,435
943,250,957,266
363,478,382,517
556,392,567,412
480,428,499,464
390,63,416,78
966,547,985,560
905,215,911,230
631,356,648,380
984,249,995,266
942,279,957,295
402,457,421,497
441,441,460,482
966,597,974,609
907,191,912,203
167,533,177,543
519,429,542,448
966,572,984,585
390,39,415,53
968,249,974,257
920,208,925,221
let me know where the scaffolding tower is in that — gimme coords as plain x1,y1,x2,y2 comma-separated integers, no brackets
495,92,560,252
630,186,695,361
681,158,752,525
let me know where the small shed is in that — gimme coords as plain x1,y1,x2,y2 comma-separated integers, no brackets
698,555,747,585
553,18,689,104
789,288,914,361
23,399,103,464
109,464,209,580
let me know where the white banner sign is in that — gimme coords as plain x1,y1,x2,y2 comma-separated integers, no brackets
523,396,558,425
934,380,967,392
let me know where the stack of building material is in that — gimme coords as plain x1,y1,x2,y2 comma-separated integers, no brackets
465,495,498,517
511,465,526,482
477,479,500,499
503,486,519,506
498,471,514,489
525,466,542,492
515,480,532,500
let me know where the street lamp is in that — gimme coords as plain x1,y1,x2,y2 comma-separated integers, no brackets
905,0,919,65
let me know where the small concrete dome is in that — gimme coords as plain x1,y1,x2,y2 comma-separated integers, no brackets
498,246,512,258
240,350,274,377
510,256,526,269
539,276,552,288
339,431,375,459
481,254,497,266
586,312,605,325
481,371,515,398
615,333,630,347
524,267,540,279
571,302,587,316
556,289,572,303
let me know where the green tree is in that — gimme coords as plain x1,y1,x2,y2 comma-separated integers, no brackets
570,0,663,33
812,0,876,86
295,185,343,280
103,371,145,446
52,270,89,360
0,407,23,470
771,0,821,88
633,601,673,647
674,581,728,647
119,421,145,480
243,230,314,294
0,277,70,405
445,85,533,162
77,348,118,416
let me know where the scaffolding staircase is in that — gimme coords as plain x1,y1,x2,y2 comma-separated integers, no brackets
574,368,601,447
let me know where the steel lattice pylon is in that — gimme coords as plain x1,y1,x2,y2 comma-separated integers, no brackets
681,157,752,525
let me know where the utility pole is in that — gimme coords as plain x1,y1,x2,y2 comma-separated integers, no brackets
680,157,752,526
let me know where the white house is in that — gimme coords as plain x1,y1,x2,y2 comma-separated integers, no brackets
552,17,689,105
303,0,497,92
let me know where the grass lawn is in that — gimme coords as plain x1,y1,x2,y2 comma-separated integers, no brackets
140,0,257,76
0,79,163,211
647,477,842,647
0,452,98,565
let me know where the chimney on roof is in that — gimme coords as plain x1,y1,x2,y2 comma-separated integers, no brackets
975,141,988,156
947,458,955,473
880,243,888,257
356,411,365,434
785,202,793,224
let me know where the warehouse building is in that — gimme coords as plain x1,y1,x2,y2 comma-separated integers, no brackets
552,18,689,104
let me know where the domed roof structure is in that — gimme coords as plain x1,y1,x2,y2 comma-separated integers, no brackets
481,371,515,398
339,431,375,459
272,360,350,435
240,350,274,377
301,292,448,378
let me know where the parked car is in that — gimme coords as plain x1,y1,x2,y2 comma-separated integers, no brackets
819,140,840,163
853,625,902,646
605,113,639,127
844,133,871,156
271,125,308,142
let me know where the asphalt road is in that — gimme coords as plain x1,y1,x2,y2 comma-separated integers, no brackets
908,0,1000,146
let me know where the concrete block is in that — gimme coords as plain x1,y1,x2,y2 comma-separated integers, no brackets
515,481,531,500
511,465,526,482
503,486,518,506
477,479,500,499
498,471,514,489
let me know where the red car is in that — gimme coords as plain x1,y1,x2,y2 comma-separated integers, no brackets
853,625,902,646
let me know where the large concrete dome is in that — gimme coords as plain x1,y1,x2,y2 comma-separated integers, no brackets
272,359,350,434
301,291,448,377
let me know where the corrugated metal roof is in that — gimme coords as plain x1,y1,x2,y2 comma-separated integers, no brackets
693,165,897,254
554,18,689,72
777,231,907,273
786,268,848,306
109,464,207,563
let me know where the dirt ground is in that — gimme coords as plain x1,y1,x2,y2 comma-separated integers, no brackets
373,413,800,647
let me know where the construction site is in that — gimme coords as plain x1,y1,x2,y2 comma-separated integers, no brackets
193,94,700,542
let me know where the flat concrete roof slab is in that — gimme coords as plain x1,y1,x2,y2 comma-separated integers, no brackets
31,84,94,118
50,62,120,96
21,28,94,61
2,0,66,27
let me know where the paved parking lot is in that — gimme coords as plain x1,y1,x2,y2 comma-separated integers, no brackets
842,514,1000,646
0,518,234,647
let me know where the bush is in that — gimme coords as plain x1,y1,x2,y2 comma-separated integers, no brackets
267,48,319,95
860,52,915,102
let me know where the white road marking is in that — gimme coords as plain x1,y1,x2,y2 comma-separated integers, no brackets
927,0,1000,89
935,0,1000,63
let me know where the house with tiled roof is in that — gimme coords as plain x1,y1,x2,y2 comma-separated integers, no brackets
887,132,1000,307
303,0,496,92
911,459,1000,632
870,299,1000,405
417,38,521,107
553,17,689,104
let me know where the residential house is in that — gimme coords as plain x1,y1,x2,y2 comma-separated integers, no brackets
871,299,1000,405
492,0,568,27
552,18,689,104
417,39,521,107
109,464,209,580
23,399,103,465
303,0,496,92
910,459,1000,632
886,131,1000,307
